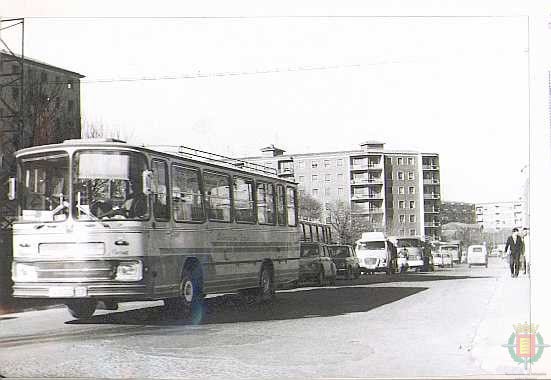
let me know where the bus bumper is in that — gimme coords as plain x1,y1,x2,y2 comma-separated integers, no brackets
12,283,150,300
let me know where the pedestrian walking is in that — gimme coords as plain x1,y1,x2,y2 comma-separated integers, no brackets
521,227,530,275
504,227,524,278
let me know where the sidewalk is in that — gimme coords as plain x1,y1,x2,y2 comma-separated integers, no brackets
470,260,540,376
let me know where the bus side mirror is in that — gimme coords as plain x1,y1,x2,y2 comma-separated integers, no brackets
8,177,16,201
142,170,152,195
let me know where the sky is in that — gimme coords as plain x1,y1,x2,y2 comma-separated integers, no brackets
0,1,535,204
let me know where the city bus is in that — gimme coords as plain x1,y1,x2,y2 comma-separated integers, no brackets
7,138,300,319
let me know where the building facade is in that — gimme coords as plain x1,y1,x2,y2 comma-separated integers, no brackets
243,141,442,240
0,51,84,182
475,200,525,232
441,201,476,225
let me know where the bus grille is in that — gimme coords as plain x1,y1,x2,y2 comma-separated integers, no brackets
34,261,116,282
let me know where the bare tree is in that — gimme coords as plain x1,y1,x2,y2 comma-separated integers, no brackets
82,120,134,141
327,201,374,244
298,193,323,221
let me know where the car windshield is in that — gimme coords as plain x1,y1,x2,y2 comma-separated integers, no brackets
73,150,150,220
472,247,483,252
331,247,350,258
300,244,320,258
17,151,70,222
440,246,457,252
396,239,422,248
358,241,385,250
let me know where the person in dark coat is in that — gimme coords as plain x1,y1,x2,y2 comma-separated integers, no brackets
504,227,524,278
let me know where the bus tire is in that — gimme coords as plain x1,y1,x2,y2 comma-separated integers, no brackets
165,266,204,315
66,299,97,319
257,263,275,303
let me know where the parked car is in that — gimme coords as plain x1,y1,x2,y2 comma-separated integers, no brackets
299,242,337,286
467,245,488,268
390,236,425,272
433,251,453,268
328,244,361,279
355,232,397,275
489,248,502,257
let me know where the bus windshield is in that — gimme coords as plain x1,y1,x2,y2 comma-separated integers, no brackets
73,150,150,220
17,152,70,222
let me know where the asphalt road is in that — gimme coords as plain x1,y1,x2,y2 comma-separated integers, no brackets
0,257,534,378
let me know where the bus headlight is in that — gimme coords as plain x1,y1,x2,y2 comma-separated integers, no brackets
13,263,38,282
115,261,143,281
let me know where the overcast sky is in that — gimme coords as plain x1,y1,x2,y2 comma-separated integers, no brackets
0,1,534,204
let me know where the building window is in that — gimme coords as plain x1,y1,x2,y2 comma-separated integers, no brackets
399,229,405,235
313,189,319,196
325,188,331,196
409,214,415,223
399,201,405,209
397,157,403,165
410,229,416,236
409,186,415,194
397,171,404,180
325,174,331,182
312,174,318,181
337,159,343,167
399,215,405,223
409,201,415,209
298,175,304,182
337,173,343,181
67,80,73,89
408,157,414,165
298,160,305,169
324,159,331,168
311,161,318,168
398,186,405,195
338,188,343,197
408,172,414,180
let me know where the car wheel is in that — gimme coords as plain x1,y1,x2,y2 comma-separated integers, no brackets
66,299,97,319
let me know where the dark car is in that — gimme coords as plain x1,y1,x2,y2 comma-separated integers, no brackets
298,242,337,286
328,244,361,280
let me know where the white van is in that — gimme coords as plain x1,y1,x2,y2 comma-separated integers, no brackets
355,232,394,275
467,245,488,268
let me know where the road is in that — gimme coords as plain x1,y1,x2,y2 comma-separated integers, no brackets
0,257,534,378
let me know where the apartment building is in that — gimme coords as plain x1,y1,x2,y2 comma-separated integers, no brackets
475,200,525,232
242,141,442,240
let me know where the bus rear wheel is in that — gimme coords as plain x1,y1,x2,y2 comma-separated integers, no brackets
165,267,204,315
66,299,97,319
257,264,275,303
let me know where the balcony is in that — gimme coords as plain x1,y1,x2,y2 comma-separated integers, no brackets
422,164,439,170
424,208,440,213
423,178,440,185
350,178,384,185
277,167,294,176
351,207,384,215
424,221,441,228
351,193,384,201
350,163,383,171
424,193,441,200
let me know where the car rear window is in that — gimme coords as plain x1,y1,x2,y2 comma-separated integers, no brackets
472,247,482,252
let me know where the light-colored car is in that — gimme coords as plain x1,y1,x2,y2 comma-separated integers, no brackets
299,242,337,286
467,245,488,268
433,251,453,268
355,232,396,275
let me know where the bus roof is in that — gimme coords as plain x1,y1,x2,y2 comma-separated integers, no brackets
15,139,294,183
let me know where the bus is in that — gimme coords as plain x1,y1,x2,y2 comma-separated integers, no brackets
7,138,300,319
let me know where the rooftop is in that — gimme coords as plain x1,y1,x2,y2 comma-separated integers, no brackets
0,50,85,78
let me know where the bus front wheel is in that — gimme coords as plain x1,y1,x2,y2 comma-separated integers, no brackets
165,267,204,315
66,299,97,319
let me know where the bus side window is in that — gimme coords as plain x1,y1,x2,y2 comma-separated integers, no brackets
286,187,297,226
151,160,169,221
233,177,256,223
276,184,286,226
203,171,231,222
172,165,204,222
257,182,275,225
